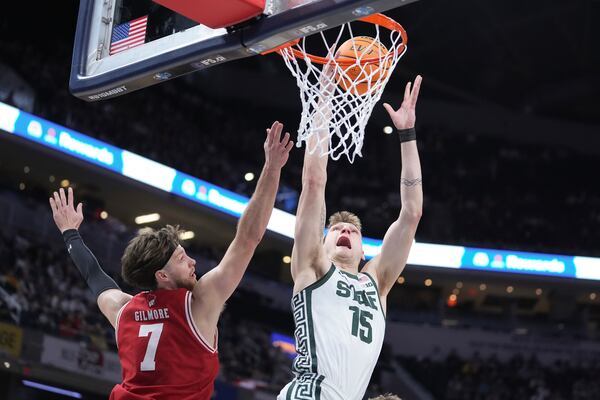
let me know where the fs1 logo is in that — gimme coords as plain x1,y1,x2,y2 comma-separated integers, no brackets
297,22,328,35
192,55,227,69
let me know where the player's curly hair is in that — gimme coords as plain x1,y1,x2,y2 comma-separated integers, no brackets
121,225,182,290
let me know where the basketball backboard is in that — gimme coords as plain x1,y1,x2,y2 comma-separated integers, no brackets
70,0,418,101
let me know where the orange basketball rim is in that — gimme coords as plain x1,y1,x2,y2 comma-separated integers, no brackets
264,13,407,66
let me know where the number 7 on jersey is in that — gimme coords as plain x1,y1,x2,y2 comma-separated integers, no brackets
138,323,164,371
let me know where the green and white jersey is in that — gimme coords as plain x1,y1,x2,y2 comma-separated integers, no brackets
278,265,386,400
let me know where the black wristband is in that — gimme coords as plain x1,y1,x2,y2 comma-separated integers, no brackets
398,127,416,143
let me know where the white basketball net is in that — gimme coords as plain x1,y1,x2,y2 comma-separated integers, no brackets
279,19,407,162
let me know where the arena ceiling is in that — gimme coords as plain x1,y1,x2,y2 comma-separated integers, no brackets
3,0,597,126
1,0,599,296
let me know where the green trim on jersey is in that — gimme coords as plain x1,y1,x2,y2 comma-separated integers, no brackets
306,287,318,371
315,375,325,398
304,265,336,292
338,269,360,280
284,375,324,400
287,265,334,399
305,266,335,376
362,271,387,320
285,381,296,400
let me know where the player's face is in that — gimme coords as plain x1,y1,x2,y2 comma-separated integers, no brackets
324,222,364,266
164,245,197,290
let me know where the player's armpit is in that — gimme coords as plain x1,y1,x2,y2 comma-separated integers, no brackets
291,195,330,292
97,289,133,329
188,237,257,339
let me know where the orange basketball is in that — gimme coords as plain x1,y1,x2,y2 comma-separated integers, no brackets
335,36,391,96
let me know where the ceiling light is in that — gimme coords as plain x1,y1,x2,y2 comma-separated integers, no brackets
134,213,160,224
179,231,195,240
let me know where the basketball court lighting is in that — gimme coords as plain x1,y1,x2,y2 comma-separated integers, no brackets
22,380,82,399
283,256,291,264
244,172,255,182
60,179,70,187
424,278,432,287
383,126,393,134
179,231,195,240
506,286,514,293
100,211,109,220
134,213,160,224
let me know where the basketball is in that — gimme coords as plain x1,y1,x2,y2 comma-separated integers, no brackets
335,36,391,96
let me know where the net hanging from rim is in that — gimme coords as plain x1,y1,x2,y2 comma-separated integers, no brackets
273,13,408,162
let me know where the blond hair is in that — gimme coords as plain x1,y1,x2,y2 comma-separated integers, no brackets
369,394,402,400
328,211,362,231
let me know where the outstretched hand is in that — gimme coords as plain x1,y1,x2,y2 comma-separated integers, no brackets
49,187,83,233
383,75,422,130
264,121,294,170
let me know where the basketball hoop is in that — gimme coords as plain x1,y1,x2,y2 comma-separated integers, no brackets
268,14,408,162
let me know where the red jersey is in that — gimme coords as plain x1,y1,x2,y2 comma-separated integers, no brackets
110,288,219,400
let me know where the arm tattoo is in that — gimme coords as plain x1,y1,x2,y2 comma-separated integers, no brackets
400,177,423,187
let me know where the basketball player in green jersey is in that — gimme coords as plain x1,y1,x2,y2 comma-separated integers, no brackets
278,75,423,400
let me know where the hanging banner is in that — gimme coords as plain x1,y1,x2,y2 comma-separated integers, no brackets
40,335,121,382
0,322,22,357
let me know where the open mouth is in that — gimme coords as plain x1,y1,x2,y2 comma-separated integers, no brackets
336,236,352,249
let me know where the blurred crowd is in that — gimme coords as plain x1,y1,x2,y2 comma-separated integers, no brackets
0,225,291,388
0,231,109,345
0,222,395,395
400,352,600,400
1,187,599,399
2,39,600,258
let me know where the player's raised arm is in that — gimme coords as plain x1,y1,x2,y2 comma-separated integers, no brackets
290,67,335,290
49,187,132,328
364,75,424,298
191,122,293,324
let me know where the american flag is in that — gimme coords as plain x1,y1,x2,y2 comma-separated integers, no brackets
109,15,148,56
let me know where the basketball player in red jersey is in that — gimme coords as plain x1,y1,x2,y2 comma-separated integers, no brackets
49,122,293,400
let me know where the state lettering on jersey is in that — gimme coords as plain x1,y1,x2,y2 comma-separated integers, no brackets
335,280,378,311
134,308,171,322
